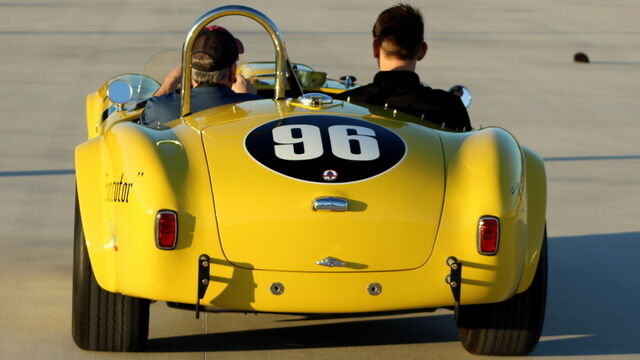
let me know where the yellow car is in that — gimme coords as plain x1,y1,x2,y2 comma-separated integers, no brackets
73,5,547,355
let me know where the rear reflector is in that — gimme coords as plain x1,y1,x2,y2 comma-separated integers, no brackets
156,210,178,250
478,216,499,255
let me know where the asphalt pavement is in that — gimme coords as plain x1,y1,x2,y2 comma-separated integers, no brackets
1,1,639,359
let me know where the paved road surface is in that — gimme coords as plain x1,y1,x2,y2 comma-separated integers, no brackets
1,1,639,359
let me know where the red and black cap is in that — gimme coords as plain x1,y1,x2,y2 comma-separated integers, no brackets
192,25,244,72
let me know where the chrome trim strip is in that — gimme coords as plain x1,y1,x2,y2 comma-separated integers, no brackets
312,196,348,211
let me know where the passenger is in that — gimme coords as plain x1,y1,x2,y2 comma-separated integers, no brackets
334,4,471,131
141,26,261,127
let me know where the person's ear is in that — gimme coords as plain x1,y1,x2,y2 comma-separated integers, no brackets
229,63,238,83
416,41,428,61
373,38,381,58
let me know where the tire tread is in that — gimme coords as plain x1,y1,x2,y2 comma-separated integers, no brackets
456,231,547,355
71,193,149,351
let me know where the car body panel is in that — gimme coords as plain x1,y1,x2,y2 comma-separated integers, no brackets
76,87,546,312
199,101,445,272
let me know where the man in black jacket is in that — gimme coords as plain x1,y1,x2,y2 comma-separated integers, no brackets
335,4,471,131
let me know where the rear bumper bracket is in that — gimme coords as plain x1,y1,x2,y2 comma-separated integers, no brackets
447,256,462,320
196,254,210,319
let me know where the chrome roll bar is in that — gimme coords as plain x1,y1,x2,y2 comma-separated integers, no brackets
180,5,302,117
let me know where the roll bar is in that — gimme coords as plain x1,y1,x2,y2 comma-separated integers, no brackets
180,5,303,117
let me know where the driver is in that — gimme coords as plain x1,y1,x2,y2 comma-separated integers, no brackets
334,4,471,131
141,26,261,127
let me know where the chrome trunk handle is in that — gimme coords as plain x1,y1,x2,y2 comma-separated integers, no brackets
312,197,348,211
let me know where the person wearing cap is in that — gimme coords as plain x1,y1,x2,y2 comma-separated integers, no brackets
141,26,261,127
334,4,471,131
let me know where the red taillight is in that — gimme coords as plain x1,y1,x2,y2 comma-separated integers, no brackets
478,216,499,255
156,211,178,250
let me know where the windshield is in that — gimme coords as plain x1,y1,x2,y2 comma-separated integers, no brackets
142,50,313,97
143,50,181,84
104,51,180,117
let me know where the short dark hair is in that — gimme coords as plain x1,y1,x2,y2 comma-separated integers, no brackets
372,3,424,60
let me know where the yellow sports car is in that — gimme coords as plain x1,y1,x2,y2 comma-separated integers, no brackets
73,5,547,355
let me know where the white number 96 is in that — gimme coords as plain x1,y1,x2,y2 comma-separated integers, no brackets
272,125,380,161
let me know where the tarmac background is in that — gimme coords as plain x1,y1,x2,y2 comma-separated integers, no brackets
0,1,639,359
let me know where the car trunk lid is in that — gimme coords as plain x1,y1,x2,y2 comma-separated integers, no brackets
202,113,445,272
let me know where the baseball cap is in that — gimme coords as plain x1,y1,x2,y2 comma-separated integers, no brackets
192,25,245,72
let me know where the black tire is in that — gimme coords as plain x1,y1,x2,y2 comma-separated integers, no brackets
456,229,547,355
71,193,150,351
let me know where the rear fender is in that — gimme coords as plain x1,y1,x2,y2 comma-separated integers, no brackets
91,120,227,302
435,127,527,303
76,121,187,293
75,138,114,289
85,87,108,140
516,146,547,293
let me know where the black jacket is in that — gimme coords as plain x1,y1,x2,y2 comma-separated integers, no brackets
334,71,471,131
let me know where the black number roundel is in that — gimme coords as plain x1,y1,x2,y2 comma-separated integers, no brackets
244,115,406,183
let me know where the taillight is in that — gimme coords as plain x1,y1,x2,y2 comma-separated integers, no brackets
156,210,178,250
478,216,499,255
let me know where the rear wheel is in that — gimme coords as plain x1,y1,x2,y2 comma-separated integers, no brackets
456,229,547,355
71,193,150,351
